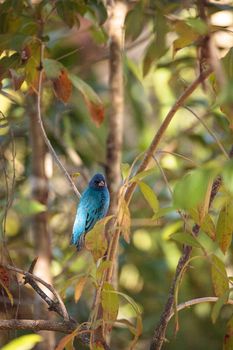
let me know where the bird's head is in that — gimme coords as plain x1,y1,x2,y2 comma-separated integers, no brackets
89,173,107,190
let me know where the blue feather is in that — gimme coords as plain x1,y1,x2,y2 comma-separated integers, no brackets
71,173,110,251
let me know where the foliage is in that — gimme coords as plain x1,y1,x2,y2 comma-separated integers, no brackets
0,0,233,349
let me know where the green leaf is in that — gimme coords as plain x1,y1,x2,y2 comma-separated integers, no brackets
152,207,175,220
130,168,155,183
143,12,168,76
170,232,203,249
87,0,107,25
173,20,199,55
101,282,119,323
85,216,113,262
0,53,21,80
223,160,233,194
14,199,46,215
139,181,159,213
211,289,229,324
173,169,214,210
121,163,130,180
211,254,229,297
56,0,80,28
185,18,208,35
216,201,233,254
2,335,42,350
224,316,233,350
125,2,144,41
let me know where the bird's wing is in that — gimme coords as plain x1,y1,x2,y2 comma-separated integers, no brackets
71,188,109,247
83,189,109,232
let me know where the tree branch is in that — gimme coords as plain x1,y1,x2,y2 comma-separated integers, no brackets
125,67,213,204
0,319,76,333
1,264,71,322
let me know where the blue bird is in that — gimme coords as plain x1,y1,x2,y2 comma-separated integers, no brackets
71,173,110,251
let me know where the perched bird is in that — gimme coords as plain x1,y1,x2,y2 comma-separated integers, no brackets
71,173,110,251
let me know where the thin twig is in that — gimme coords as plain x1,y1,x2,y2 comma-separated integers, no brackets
184,106,229,159
168,296,233,322
36,43,81,198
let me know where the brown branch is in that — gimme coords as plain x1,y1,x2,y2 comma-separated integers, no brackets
125,67,213,204
91,2,128,348
149,145,233,350
106,1,128,218
1,264,71,322
0,319,76,333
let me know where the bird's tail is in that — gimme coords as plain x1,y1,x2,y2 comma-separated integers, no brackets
71,233,85,251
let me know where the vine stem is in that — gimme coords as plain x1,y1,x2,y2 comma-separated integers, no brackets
36,43,81,198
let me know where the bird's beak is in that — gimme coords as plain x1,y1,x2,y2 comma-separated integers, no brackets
99,180,105,187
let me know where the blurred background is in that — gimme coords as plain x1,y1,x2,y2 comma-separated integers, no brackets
0,0,233,349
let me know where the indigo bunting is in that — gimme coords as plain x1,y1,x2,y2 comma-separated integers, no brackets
71,173,110,251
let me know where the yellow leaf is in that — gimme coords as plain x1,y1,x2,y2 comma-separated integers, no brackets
101,282,119,324
216,202,233,254
211,254,229,297
139,181,159,213
85,216,113,261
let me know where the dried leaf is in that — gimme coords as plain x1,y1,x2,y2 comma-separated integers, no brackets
118,198,131,243
53,69,72,103
55,332,75,350
0,266,10,288
70,74,105,126
0,275,13,306
85,98,104,126
224,316,233,350
74,276,87,303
